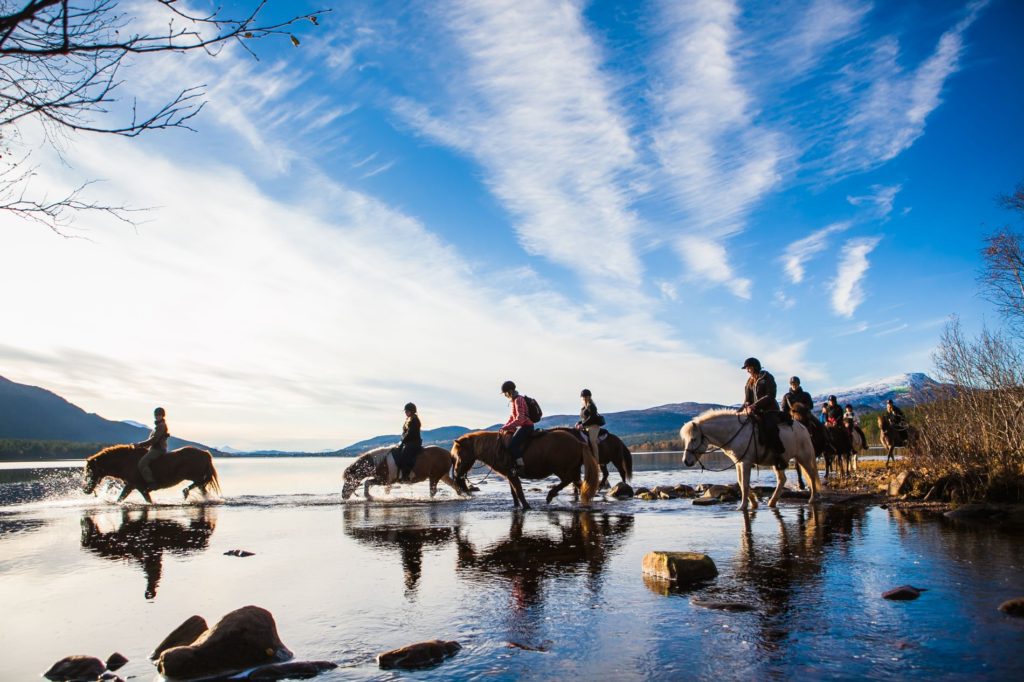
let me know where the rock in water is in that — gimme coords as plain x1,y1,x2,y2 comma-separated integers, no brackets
673,484,697,498
43,655,105,681
377,640,461,670
642,551,718,584
246,661,339,680
151,614,209,660
692,497,719,506
608,482,633,499
224,549,256,557
104,653,128,672
158,606,293,679
998,598,1024,617
882,585,927,600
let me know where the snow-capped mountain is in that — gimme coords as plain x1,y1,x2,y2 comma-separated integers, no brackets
811,372,941,411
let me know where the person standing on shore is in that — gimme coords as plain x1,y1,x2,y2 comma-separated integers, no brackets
499,380,534,476
576,389,605,463
395,403,422,481
136,407,170,488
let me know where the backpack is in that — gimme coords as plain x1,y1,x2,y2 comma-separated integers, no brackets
522,395,543,423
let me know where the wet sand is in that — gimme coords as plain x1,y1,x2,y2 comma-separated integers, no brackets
2,458,1024,680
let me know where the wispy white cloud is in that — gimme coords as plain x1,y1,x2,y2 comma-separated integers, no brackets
650,0,786,296
781,221,852,284
829,0,989,175
394,0,643,295
847,183,902,218
831,236,882,317
775,0,872,77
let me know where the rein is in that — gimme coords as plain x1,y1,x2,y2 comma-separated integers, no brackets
686,414,754,473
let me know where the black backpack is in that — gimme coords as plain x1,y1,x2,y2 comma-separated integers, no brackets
522,395,543,423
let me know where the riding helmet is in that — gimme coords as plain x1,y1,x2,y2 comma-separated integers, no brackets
404,402,416,413
789,376,800,385
580,389,592,398
154,406,166,417
741,357,761,370
500,380,516,393
828,395,837,401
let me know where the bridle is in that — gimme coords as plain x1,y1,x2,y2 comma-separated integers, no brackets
684,414,753,472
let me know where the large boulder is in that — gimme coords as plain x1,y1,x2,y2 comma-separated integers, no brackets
43,656,105,681
642,551,718,584
377,640,461,670
157,606,293,679
608,482,634,499
150,615,208,660
888,471,917,497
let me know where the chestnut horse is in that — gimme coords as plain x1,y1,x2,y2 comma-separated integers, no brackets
83,444,220,503
451,430,599,509
341,445,461,500
551,427,633,489
878,414,916,467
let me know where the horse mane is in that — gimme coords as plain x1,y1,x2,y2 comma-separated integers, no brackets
87,444,138,463
454,431,503,462
692,407,741,423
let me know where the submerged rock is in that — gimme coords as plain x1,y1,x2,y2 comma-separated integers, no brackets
151,615,209,660
224,549,256,557
998,598,1024,617
882,585,927,601
642,551,718,584
43,655,105,681
637,492,656,501
377,640,461,670
633,486,651,496
245,660,339,680
158,606,293,679
690,597,756,612
608,482,633,499
104,653,128,672
692,497,719,506
944,504,1006,522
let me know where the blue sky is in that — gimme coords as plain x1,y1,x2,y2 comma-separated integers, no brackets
1,0,1022,450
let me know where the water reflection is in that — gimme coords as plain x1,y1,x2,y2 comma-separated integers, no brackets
80,507,217,599
342,505,461,599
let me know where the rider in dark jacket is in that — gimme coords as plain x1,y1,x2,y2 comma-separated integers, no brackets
740,357,785,456
396,403,423,481
781,376,813,413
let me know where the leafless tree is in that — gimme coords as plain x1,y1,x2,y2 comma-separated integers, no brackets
978,182,1024,333
0,0,326,233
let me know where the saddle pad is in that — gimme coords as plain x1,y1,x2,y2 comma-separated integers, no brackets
371,450,399,482
570,428,609,444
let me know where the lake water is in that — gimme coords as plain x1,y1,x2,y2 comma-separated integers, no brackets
2,456,1023,680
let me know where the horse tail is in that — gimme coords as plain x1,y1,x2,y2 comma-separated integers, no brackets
205,453,221,496
579,443,599,506
621,442,633,482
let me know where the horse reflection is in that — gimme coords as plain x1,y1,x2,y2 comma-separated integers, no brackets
80,507,217,599
457,510,634,641
342,505,460,599
728,504,867,655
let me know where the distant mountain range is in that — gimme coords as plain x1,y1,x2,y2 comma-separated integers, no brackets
0,372,941,459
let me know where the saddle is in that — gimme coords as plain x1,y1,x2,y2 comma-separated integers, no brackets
569,428,609,445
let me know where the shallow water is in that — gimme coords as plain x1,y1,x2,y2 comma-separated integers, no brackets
1,457,1023,680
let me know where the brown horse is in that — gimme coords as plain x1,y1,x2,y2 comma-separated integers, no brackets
878,414,916,467
551,427,633,489
341,445,461,500
82,444,221,503
451,430,599,509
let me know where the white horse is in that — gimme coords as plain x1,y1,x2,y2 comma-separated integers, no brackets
680,409,820,511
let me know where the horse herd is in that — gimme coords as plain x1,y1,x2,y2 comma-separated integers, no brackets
81,408,912,512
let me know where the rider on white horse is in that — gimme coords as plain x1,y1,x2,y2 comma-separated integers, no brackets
740,357,786,460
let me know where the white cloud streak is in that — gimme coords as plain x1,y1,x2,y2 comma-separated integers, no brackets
830,0,989,175
395,0,643,296
781,221,852,284
650,0,786,296
831,236,882,317
847,184,902,218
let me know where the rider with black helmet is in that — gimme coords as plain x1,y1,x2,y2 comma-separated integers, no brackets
499,380,534,475
781,376,813,413
576,389,605,462
824,395,844,425
395,402,423,481
739,357,786,456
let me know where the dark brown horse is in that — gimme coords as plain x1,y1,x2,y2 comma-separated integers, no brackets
551,427,633,489
878,414,916,466
82,444,221,503
451,430,599,509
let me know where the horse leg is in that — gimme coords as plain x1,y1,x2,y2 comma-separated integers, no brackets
116,486,133,503
768,465,785,508
364,478,375,501
429,474,439,498
440,474,464,497
599,464,610,490
141,490,154,504
508,476,531,511
737,462,752,512
546,477,573,504
182,482,197,500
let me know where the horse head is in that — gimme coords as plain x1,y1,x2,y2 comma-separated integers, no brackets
679,420,708,468
450,436,476,495
342,453,376,500
82,457,100,495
